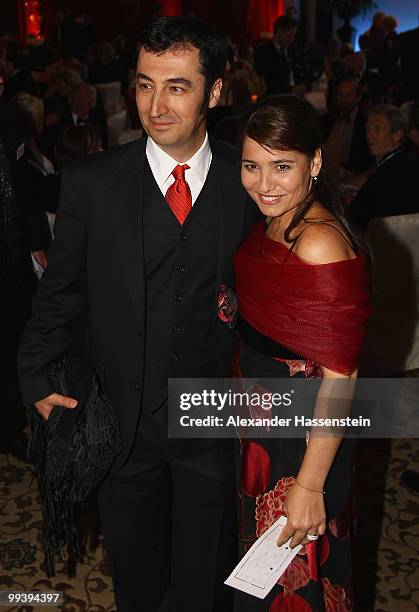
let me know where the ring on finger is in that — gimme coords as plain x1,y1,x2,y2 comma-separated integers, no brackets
306,533,319,542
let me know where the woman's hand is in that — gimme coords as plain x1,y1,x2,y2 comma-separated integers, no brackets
276,482,326,549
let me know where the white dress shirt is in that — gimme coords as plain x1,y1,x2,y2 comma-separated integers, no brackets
145,134,212,205
72,112,87,125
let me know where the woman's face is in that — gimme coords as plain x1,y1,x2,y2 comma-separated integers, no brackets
241,137,321,218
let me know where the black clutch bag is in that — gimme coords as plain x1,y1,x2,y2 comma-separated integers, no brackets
28,354,122,576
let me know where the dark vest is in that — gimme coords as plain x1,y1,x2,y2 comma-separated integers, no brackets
141,158,220,412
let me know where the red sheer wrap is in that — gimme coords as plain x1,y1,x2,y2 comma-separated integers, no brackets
234,223,372,374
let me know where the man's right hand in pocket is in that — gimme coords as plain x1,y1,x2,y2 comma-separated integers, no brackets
34,394,78,421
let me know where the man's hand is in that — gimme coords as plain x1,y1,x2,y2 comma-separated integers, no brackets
34,393,78,421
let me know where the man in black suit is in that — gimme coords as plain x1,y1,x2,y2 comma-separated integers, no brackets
394,27,419,104
0,101,45,461
350,104,419,230
254,15,301,96
40,82,108,158
322,77,372,179
18,17,258,612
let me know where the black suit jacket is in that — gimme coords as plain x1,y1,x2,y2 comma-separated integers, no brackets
349,150,419,230
18,136,259,468
394,27,419,103
254,41,294,96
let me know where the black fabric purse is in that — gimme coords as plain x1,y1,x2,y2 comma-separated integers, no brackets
28,354,122,576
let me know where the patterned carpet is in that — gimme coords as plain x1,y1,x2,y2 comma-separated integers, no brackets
1,437,418,611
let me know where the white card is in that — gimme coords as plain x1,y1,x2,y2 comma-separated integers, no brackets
225,515,302,599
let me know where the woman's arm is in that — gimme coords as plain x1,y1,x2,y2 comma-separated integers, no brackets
277,367,357,548
277,222,358,548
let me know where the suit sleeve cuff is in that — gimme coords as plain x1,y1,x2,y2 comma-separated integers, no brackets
20,377,55,407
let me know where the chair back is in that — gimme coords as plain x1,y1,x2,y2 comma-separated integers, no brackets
95,82,122,116
360,214,419,375
107,110,127,146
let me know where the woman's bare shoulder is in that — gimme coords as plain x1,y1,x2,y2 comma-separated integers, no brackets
292,218,356,265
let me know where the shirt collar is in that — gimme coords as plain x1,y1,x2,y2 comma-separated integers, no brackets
146,133,211,189
376,146,403,168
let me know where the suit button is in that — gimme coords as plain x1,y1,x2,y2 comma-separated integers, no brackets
176,264,185,273
172,324,181,332
135,383,141,391
170,352,182,360
137,332,144,341
180,232,187,241
173,294,183,302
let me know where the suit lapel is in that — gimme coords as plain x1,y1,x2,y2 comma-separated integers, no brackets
110,137,146,325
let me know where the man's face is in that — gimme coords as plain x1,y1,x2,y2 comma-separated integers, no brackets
136,46,221,160
336,81,359,115
366,114,402,158
71,86,94,118
275,28,296,48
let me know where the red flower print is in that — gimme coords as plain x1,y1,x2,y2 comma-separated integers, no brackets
255,477,295,536
241,441,271,497
278,555,310,592
270,591,311,611
246,383,272,428
217,284,237,325
306,534,330,581
322,577,351,612
275,358,322,379
284,359,307,377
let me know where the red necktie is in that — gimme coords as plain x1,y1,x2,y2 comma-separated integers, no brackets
165,164,192,225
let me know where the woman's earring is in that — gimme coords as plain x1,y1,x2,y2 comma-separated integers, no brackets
313,175,318,182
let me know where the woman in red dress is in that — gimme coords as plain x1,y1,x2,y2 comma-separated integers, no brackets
233,96,371,611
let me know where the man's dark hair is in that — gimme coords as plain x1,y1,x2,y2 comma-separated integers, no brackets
273,15,298,34
138,16,228,101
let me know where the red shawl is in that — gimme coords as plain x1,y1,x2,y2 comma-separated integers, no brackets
234,222,372,374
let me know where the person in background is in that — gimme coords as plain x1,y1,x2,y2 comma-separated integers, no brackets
55,123,101,168
11,92,55,251
0,101,46,462
365,11,386,70
2,45,61,102
89,43,127,91
323,36,345,95
43,67,82,126
60,10,95,62
322,77,372,181
12,93,55,178
40,81,107,159
254,15,300,96
350,104,419,230
394,26,419,104
380,15,399,103
406,102,419,159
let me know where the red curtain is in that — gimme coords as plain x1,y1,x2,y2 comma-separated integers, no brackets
17,0,28,44
161,0,182,15
247,0,284,47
